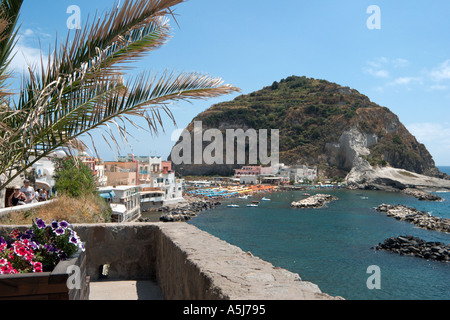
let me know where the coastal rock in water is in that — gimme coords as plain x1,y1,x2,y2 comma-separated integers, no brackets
401,188,443,201
376,204,450,233
375,236,449,262
291,194,338,209
158,200,221,223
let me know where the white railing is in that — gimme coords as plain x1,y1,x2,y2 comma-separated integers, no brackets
0,200,57,219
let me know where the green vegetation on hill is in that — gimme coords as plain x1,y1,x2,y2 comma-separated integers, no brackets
200,76,379,156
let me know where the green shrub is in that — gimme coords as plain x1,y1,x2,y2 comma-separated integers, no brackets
54,158,97,198
393,134,403,145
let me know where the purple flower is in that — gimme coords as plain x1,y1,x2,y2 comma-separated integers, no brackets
69,236,78,245
35,218,46,229
0,237,6,245
54,228,64,236
59,221,69,229
44,244,58,253
20,229,34,240
51,221,59,229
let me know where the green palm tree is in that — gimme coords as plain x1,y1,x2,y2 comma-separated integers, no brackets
0,0,239,192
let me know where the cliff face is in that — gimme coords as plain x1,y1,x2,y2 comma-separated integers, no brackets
169,76,443,179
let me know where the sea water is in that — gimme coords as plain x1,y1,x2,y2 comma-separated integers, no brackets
189,184,450,300
439,166,450,175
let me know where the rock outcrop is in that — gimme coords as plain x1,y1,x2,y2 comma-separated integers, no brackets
376,204,450,233
291,194,338,209
375,236,449,262
346,164,450,193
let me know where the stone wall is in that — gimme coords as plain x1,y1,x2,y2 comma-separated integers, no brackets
0,222,340,300
73,223,160,281
155,223,340,300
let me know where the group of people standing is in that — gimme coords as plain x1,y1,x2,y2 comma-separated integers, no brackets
8,179,48,207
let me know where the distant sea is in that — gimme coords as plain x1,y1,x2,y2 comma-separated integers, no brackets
189,185,450,300
439,166,450,175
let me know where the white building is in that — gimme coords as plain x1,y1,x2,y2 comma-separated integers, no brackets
95,163,107,187
33,157,57,192
106,154,184,211
293,165,318,182
275,165,317,183
98,185,141,222
240,175,258,185
139,171,184,210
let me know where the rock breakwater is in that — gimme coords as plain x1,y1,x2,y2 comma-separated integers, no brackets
401,188,443,201
157,200,221,222
375,235,449,262
376,204,450,233
291,194,338,209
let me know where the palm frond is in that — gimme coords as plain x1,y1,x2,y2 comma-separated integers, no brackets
0,0,23,76
0,0,241,191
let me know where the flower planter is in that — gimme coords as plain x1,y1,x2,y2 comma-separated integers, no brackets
0,250,89,300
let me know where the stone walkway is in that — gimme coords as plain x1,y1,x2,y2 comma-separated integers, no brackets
89,280,163,300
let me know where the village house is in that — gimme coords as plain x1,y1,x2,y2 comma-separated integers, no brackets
98,185,141,222
104,154,184,212
276,164,318,183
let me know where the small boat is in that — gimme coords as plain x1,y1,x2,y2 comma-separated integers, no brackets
252,201,259,204
227,204,240,208
304,193,310,196
360,196,369,200
261,197,270,201
246,204,258,207
238,195,249,199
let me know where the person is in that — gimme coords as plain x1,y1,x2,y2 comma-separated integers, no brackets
20,179,37,204
38,189,48,202
8,186,27,206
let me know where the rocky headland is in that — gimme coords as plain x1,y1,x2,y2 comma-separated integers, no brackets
375,236,449,262
170,76,448,188
376,204,450,233
291,194,338,209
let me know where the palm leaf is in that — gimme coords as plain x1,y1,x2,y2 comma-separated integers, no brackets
0,0,240,191
0,0,23,76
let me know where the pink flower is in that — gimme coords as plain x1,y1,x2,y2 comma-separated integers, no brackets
0,258,6,266
14,245,28,257
10,229,19,239
0,266,8,274
33,262,43,273
9,268,18,274
0,262,17,275
24,253,34,262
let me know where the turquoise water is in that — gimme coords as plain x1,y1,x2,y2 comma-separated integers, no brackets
189,188,450,300
439,166,450,175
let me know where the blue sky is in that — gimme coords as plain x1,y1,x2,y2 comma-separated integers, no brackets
11,0,450,165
